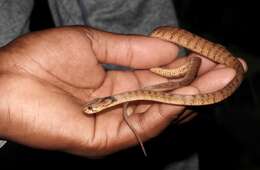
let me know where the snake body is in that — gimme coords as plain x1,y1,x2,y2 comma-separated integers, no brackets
82,26,245,155
83,26,245,113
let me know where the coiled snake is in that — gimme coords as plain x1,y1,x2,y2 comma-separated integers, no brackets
82,26,245,156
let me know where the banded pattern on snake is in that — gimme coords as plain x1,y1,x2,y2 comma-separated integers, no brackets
82,26,245,156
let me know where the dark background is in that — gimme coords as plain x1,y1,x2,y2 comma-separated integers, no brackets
1,1,259,170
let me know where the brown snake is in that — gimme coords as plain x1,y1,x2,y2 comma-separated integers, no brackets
82,26,245,156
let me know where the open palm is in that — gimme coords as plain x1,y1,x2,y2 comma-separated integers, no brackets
0,26,244,157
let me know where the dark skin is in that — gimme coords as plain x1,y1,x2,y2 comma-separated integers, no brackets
0,26,247,157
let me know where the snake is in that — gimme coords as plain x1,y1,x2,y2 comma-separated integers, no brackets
82,26,245,156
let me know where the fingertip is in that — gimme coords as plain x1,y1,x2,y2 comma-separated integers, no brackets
238,58,248,72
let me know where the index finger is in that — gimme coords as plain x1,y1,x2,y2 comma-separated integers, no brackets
83,27,179,69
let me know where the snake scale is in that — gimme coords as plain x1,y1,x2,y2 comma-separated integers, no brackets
82,26,245,155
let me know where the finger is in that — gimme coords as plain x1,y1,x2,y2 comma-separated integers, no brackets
238,58,247,72
186,54,247,76
123,64,236,141
83,27,179,69
131,53,220,91
117,86,199,147
192,67,236,93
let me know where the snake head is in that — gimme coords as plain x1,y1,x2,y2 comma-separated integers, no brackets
83,96,117,114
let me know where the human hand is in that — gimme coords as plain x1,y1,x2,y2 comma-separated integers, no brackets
0,26,246,157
